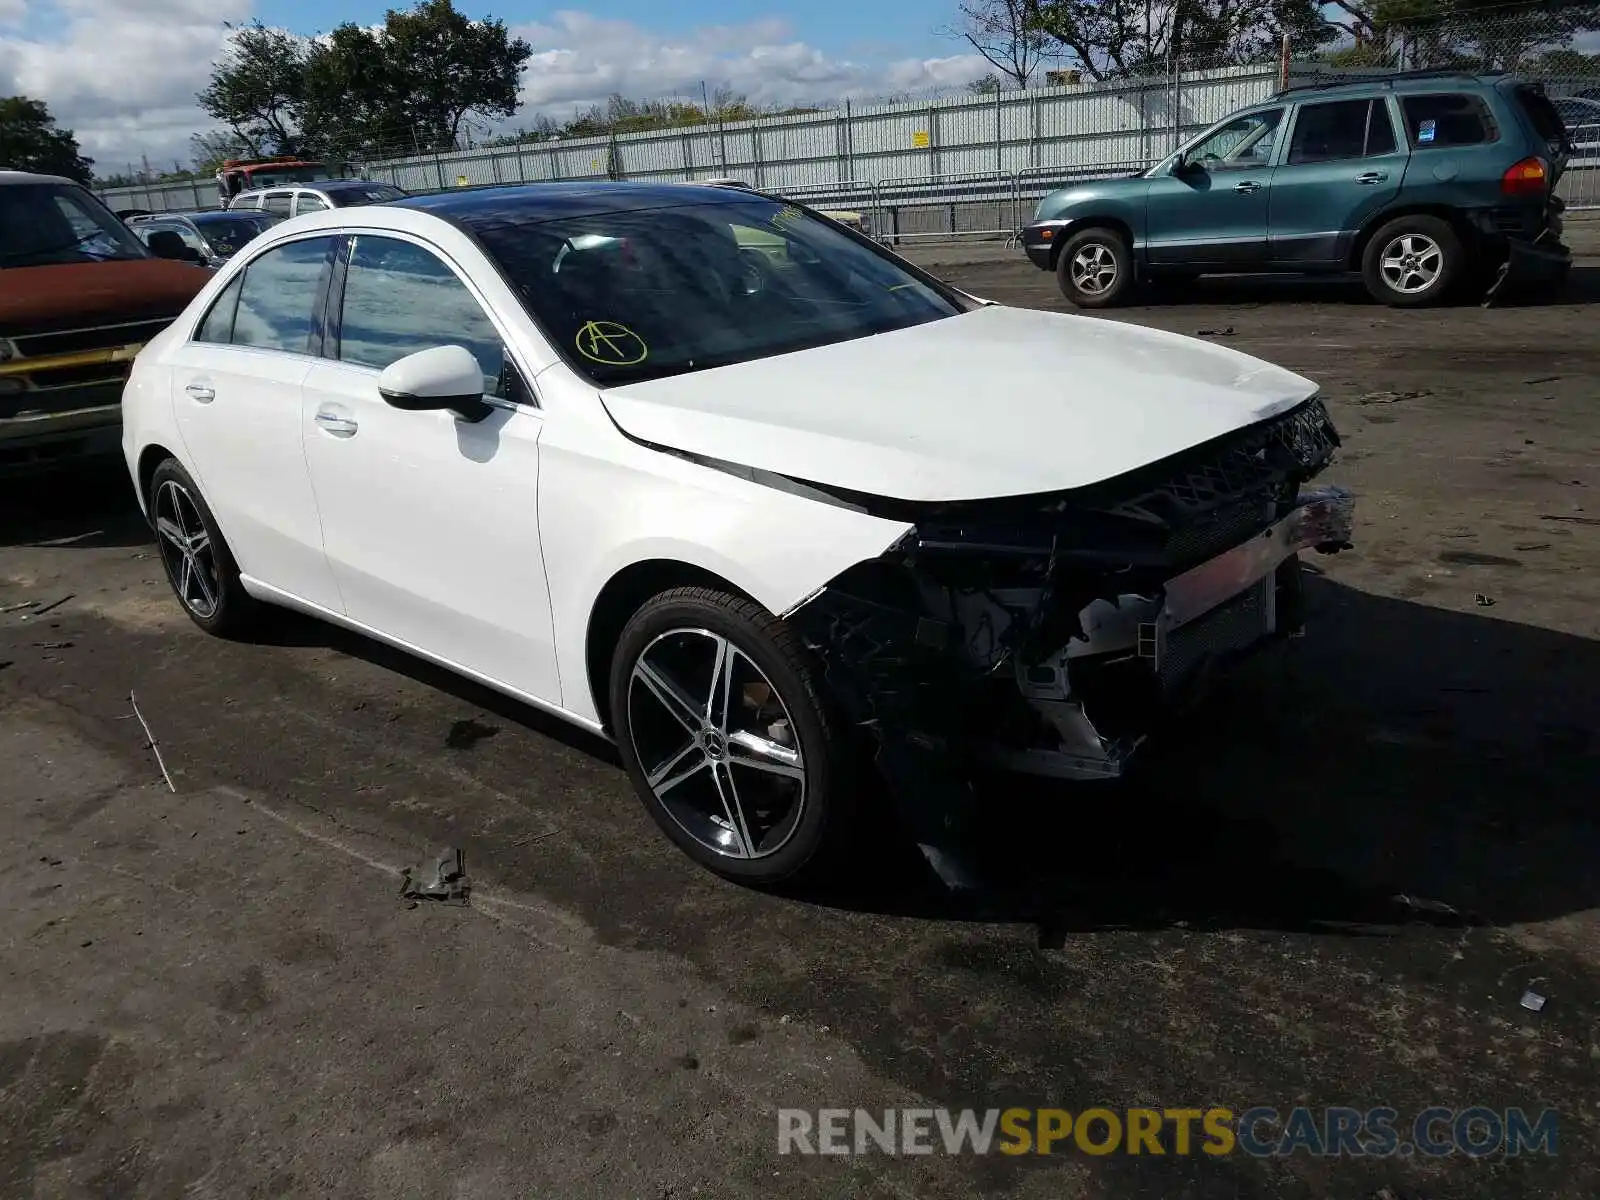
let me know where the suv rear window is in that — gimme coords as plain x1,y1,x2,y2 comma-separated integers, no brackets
1512,85,1570,148
1401,94,1498,148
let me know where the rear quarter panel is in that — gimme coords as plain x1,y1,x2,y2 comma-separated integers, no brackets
1393,88,1536,212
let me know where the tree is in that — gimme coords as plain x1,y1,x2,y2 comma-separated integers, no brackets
190,129,258,175
947,0,1050,88
197,20,307,155
0,96,94,183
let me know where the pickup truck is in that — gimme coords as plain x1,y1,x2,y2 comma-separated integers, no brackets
1,170,209,473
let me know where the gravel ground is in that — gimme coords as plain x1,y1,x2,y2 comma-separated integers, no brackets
2,223,1597,1199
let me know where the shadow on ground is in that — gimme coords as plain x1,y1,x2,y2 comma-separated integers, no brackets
1132,264,1600,309
0,459,148,551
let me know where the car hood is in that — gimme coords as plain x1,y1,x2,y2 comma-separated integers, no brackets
599,305,1320,504
1036,175,1150,219
0,259,209,336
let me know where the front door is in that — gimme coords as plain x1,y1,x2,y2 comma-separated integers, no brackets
1145,107,1285,267
298,232,561,704
166,235,344,610
1269,97,1407,265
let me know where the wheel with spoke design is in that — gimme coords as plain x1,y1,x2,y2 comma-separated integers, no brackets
1056,226,1135,308
609,587,856,884
147,457,259,636
1361,214,1462,307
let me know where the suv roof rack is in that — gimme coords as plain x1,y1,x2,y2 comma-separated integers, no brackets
1274,67,1507,100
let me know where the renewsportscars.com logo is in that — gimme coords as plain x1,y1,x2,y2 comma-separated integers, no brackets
777,1107,1559,1158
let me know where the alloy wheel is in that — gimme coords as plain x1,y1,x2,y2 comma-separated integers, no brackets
1378,233,1443,294
626,628,806,860
1070,243,1118,295
153,479,220,619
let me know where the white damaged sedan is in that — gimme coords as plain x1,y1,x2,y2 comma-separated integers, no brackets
121,182,1354,888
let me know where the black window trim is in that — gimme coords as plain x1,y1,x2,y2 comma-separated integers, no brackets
187,232,340,356
321,228,537,409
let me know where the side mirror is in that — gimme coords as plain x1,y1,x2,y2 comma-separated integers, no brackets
377,345,493,423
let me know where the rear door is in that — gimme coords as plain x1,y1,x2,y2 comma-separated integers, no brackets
164,235,345,610
1269,97,1407,265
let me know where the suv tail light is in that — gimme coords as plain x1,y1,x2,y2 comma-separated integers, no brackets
1502,156,1548,197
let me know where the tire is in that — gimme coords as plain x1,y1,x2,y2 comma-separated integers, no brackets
1361,215,1463,307
147,457,260,638
1056,226,1136,308
608,586,858,886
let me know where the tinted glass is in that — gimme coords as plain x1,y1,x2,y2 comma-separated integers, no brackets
1288,100,1370,163
233,237,334,353
294,193,330,215
0,183,149,267
192,214,279,257
338,236,504,392
1401,94,1496,147
195,274,244,343
1365,99,1398,155
464,196,961,386
327,184,406,206
1188,109,1284,169
262,193,293,217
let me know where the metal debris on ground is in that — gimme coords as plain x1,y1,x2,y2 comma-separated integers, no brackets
33,640,74,649
1538,513,1600,526
1355,390,1428,405
129,691,177,793
400,847,471,904
1520,989,1547,1013
1,599,36,614
29,593,75,616
445,717,499,749
1473,593,1496,607
1195,326,1235,337
1524,375,1560,386
1392,893,1459,918
28,532,103,548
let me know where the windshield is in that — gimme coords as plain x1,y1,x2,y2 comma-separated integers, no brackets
0,182,150,267
193,213,281,256
245,166,330,188
328,183,406,207
464,196,962,386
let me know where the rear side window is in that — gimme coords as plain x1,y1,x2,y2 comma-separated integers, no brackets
1288,99,1398,163
1401,94,1498,148
262,192,293,218
232,237,336,354
1516,86,1570,145
294,193,329,216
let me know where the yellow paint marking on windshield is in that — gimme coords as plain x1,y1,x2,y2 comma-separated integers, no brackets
768,204,805,232
576,320,648,366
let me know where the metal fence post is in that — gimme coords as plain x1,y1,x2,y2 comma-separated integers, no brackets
514,140,527,183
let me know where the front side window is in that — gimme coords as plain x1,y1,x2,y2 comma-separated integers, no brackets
232,237,336,354
294,193,330,216
1187,108,1285,170
195,274,245,343
462,196,961,386
262,192,293,218
0,182,149,267
1401,93,1497,148
1288,99,1398,163
337,236,505,394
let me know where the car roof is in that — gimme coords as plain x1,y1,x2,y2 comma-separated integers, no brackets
0,169,76,186
393,181,754,221
1274,69,1516,103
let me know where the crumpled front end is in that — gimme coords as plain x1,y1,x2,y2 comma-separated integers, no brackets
784,396,1354,885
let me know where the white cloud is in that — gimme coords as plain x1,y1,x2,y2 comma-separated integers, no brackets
1,2,987,174
514,12,987,120
0,0,247,169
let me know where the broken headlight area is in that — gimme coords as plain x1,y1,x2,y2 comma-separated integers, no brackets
787,397,1354,794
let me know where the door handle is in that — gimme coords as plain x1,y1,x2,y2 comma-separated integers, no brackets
184,382,215,403
314,410,359,437
1355,171,1388,185
1233,180,1262,194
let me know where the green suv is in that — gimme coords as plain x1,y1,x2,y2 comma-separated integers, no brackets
1021,70,1572,307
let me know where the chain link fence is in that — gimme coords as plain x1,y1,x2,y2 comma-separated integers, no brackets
99,3,1600,226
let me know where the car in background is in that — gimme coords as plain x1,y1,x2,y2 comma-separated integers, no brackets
0,171,209,472
129,210,283,269
122,181,1354,889
227,179,408,217
1552,95,1600,150
1022,70,1571,307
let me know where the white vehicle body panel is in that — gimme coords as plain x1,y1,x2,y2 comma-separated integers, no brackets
601,304,1317,503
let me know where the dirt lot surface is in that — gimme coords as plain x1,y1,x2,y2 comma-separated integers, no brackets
3,223,1598,1199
